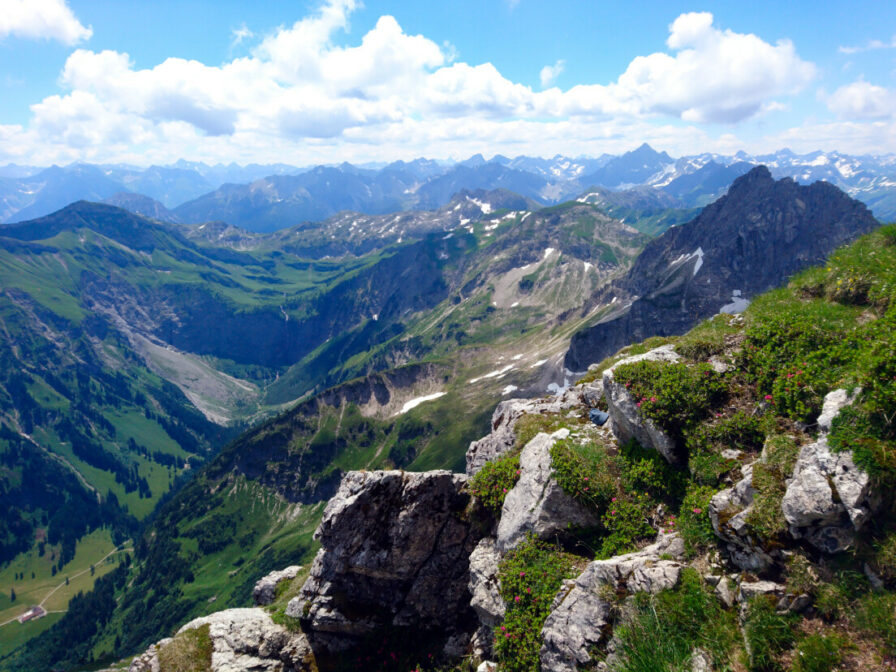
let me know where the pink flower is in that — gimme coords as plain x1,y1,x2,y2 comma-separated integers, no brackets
764,394,773,401
519,571,525,577
583,477,588,481
612,497,617,502
650,396,657,402
637,402,642,407
502,488,507,493
515,595,521,602
693,508,702,514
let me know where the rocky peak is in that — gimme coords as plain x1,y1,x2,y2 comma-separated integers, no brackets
565,166,880,371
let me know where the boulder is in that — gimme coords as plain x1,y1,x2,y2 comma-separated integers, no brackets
782,389,878,553
539,533,685,672
709,464,775,572
496,432,601,552
466,390,584,476
129,608,313,672
468,538,504,627
286,470,483,653
253,566,302,606
602,345,681,463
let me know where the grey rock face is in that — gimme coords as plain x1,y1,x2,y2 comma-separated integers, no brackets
466,390,584,476
566,166,880,371
602,345,681,463
709,464,775,572
468,538,505,627
496,432,601,552
782,389,878,553
129,609,313,672
287,470,483,653
253,565,302,606
539,533,685,672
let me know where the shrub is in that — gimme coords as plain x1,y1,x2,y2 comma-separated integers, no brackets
597,493,654,559
686,412,765,485
742,596,797,671
784,554,817,596
157,624,213,672
873,531,896,583
513,414,577,451
676,484,718,556
549,438,618,513
792,632,846,672
495,536,578,672
746,435,799,541
618,440,686,503
611,361,727,441
469,450,520,516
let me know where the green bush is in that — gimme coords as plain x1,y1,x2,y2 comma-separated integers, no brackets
676,484,718,556
495,536,578,672
469,450,520,516
792,632,846,672
550,438,619,513
618,440,686,502
597,493,654,559
611,361,727,442
686,412,765,485
742,596,797,671
873,531,896,583
746,435,799,541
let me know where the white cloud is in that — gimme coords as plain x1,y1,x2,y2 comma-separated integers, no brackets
0,0,91,45
825,81,896,120
539,59,565,88
231,24,254,46
6,2,876,165
838,36,896,54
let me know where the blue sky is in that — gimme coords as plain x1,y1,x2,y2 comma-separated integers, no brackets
0,0,894,166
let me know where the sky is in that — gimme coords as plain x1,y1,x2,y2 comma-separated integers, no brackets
0,0,895,167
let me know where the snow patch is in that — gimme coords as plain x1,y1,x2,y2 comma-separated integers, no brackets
543,247,556,259
583,262,593,271
510,301,519,307
530,359,547,368
512,354,523,360
501,385,519,395
719,289,750,314
468,365,515,384
397,392,446,415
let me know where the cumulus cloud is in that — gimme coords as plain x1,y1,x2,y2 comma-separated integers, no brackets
539,60,564,88
825,81,896,120
0,2,836,164
0,0,91,45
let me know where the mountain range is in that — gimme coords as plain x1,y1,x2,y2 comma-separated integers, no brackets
2,145,894,231
0,165,884,670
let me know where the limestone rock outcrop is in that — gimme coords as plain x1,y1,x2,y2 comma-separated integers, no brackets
539,533,686,672
782,388,878,552
466,390,585,476
286,470,483,653
496,431,601,552
129,608,313,672
253,566,302,606
602,344,681,463
708,463,775,572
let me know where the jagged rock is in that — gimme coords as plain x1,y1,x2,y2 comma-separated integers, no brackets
709,463,776,572
466,391,584,476
496,432,600,552
129,641,169,672
738,580,785,603
539,533,685,672
468,538,504,626
253,566,302,606
602,345,681,463
566,166,880,371
286,470,483,654
580,380,604,407
129,609,313,672
691,648,713,672
782,388,878,553
715,577,737,608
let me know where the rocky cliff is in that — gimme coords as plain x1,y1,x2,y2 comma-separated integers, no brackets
565,166,880,371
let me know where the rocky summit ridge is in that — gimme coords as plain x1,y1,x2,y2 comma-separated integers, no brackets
125,212,896,671
565,166,880,371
